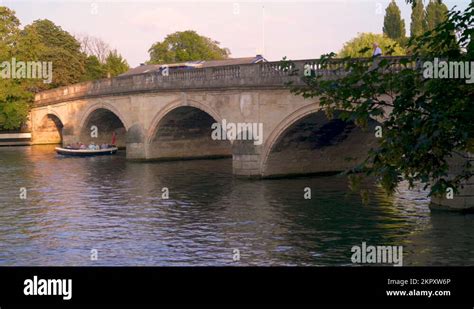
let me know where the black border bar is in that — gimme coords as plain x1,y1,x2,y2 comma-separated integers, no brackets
0,267,472,306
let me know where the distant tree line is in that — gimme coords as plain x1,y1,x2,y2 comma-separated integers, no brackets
0,7,129,130
0,4,233,131
383,0,448,45
339,0,449,57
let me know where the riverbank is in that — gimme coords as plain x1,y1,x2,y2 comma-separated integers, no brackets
0,132,32,146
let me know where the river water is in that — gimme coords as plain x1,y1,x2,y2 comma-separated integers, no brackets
0,145,473,266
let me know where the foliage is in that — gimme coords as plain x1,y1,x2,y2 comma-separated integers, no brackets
383,0,406,45
284,2,474,198
0,83,32,130
0,7,130,130
81,55,106,81
426,0,448,31
410,0,427,37
338,33,406,58
0,6,19,50
104,50,129,77
148,30,230,64
0,7,34,130
81,50,129,81
24,19,86,88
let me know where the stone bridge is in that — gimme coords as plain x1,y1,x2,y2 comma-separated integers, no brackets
28,57,405,178
29,56,474,211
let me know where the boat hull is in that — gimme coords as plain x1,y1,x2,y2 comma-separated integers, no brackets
55,147,118,157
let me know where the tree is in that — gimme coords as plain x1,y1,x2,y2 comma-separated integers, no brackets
0,88,32,130
76,35,130,80
410,0,427,37
0,7,35,130
0,7,131,130
283,2,473,199
103,50,129,77
75,34,111,63
24,19,86,88
148,30,230,64
338,33,406,58
426,0,448,31
383,0,406,45
82,55,107,81
0,6,19,51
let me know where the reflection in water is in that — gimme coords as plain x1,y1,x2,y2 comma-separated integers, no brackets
0,145,473,266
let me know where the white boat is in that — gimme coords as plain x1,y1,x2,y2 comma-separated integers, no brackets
55,146,118,156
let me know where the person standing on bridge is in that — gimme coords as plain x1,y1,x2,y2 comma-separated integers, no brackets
372,42,382,57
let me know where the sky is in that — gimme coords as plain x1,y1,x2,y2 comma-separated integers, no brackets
4,0,470,67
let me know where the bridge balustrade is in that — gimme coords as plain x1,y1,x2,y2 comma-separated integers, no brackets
34,56,413,106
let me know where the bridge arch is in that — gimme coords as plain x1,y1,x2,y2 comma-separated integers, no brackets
261,104,379,177
79,102,130,131
78,103,129,148
146,100,231,160
146,99,223,144
44,108,65,126
34,112,65,144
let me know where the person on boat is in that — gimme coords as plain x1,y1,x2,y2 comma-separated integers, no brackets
111,132,116,146
100,143,108,149
79,143,87,149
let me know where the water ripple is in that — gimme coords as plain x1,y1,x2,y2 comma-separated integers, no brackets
0,145,473,266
